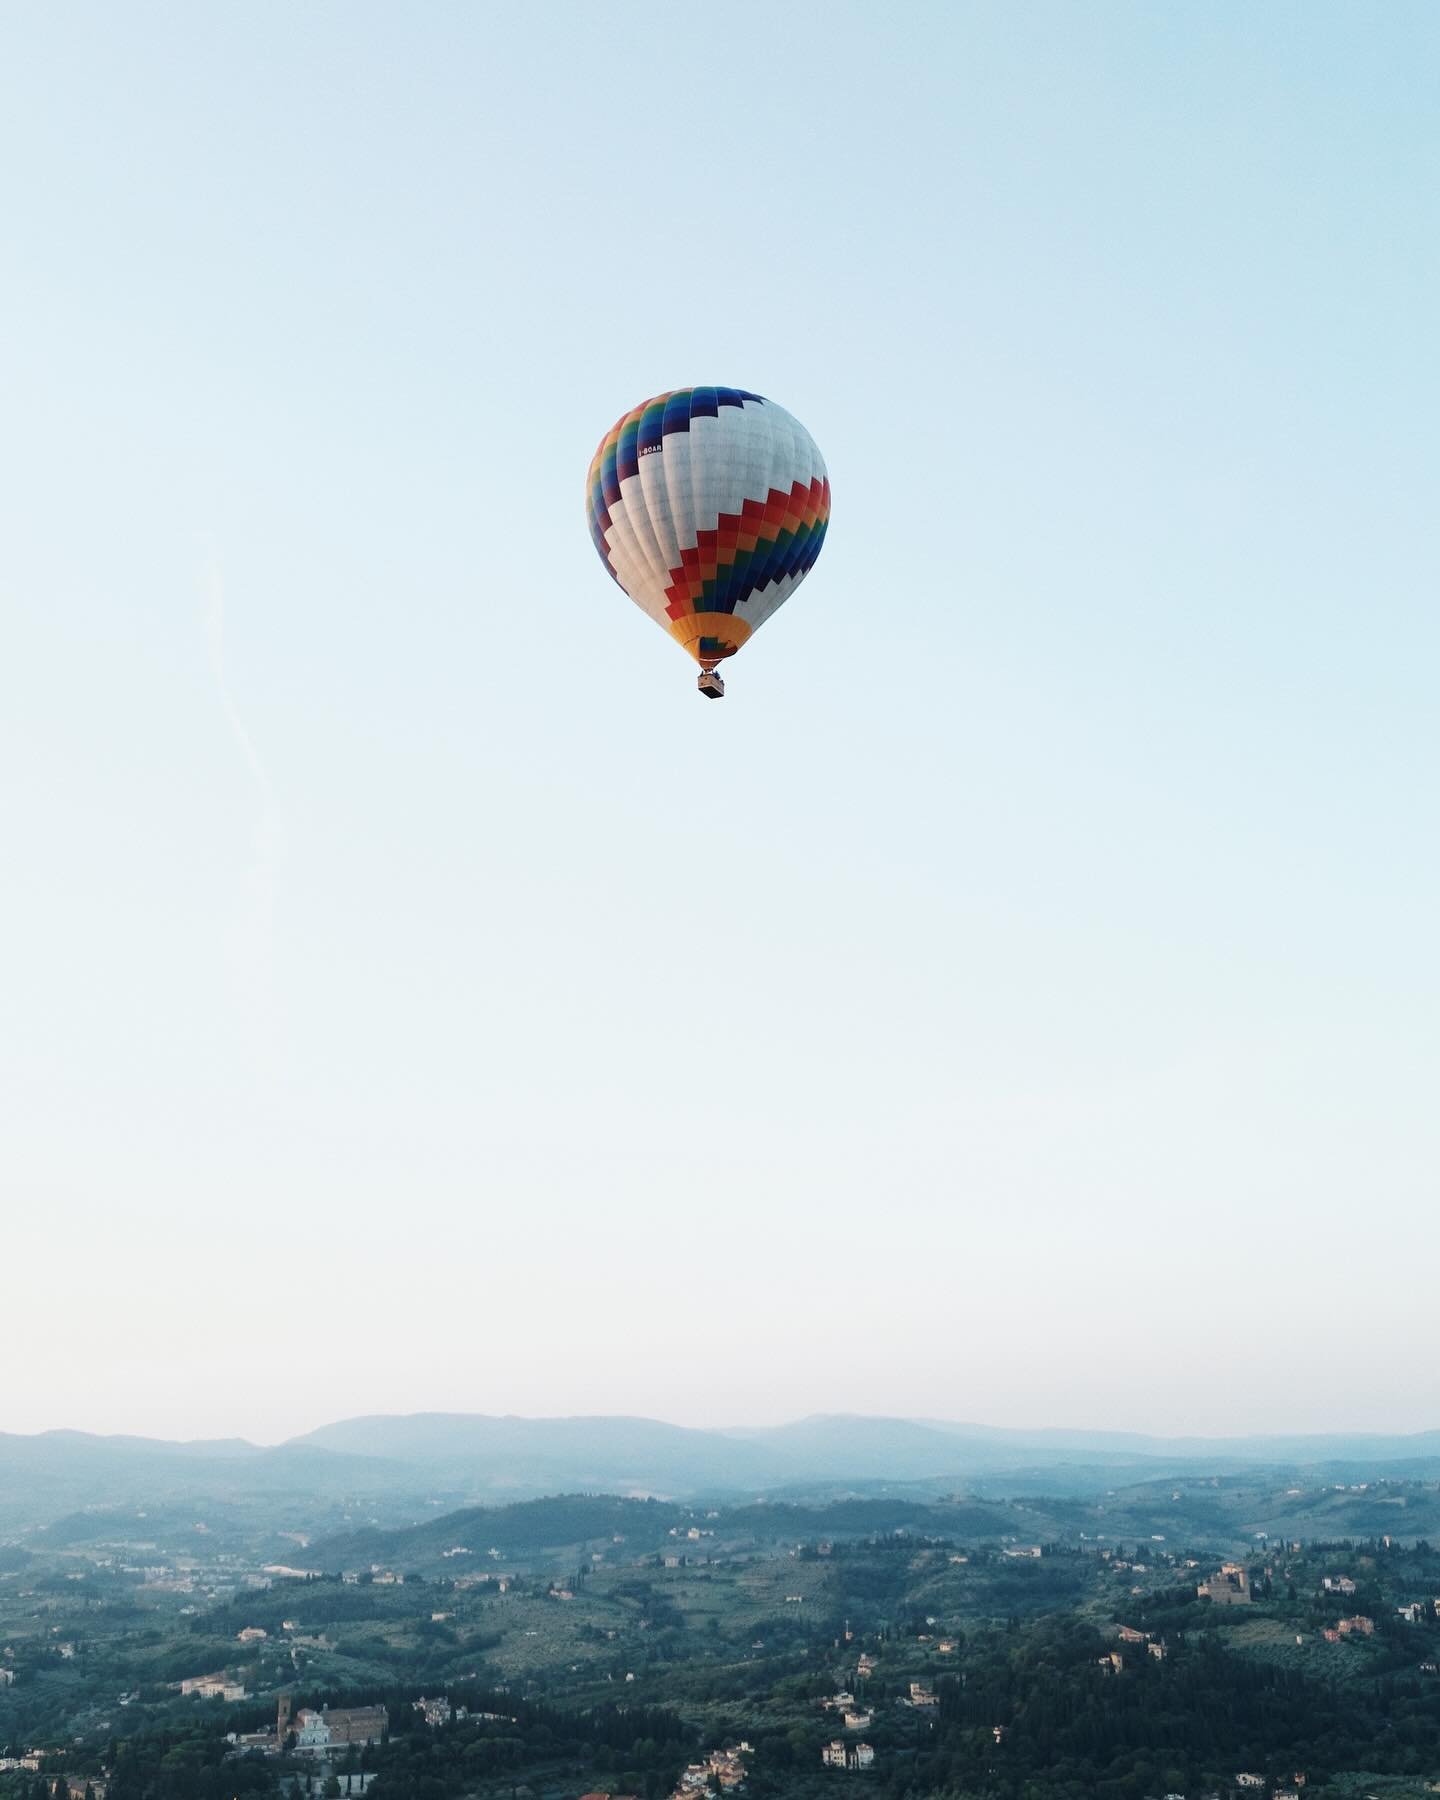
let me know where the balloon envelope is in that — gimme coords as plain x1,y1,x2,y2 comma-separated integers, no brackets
586,388,830,668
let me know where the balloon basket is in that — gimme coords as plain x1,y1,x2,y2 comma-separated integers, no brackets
698,669,725,700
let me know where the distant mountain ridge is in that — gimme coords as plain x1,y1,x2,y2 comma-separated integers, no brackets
288,1412,769,1487
293,1409,1440,1480
4,1412,1439,1537
913,1417,1440,1462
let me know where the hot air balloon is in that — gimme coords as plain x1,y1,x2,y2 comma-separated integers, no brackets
585,387,830,698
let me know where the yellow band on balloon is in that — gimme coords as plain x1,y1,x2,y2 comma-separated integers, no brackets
666,613,754,664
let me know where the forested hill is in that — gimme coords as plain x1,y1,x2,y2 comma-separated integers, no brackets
308,1494,1020,1575
311,1480,1440,1579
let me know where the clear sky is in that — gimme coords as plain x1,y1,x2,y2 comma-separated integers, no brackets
2,2,1437,1445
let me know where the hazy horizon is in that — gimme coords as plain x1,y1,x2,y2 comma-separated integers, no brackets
4,2,1437,1447
9,1402,1440,1455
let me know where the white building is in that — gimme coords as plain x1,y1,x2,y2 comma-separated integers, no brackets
821,1741,874,1770
295,1714,332,1751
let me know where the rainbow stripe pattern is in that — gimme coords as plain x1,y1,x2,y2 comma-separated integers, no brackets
585,387,830,668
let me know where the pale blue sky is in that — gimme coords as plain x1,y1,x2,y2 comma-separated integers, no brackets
2,2,1436,1443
